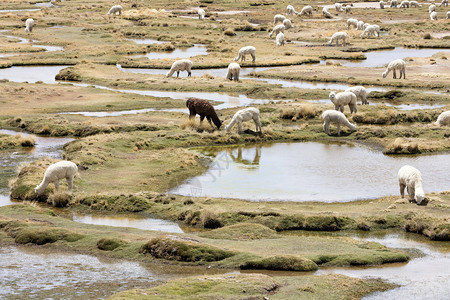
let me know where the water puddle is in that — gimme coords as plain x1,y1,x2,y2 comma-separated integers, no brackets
171,142,450,202
340,47,450,68
72,213,184,233
126,38,167,45
32,44,64,52
0,65,69,83
314,231,450,299
132,44,207,60
34,2,55,8
0,9,40,13
0,245,228,299
307,99,445,110
0,31,64,53
66,82,281,111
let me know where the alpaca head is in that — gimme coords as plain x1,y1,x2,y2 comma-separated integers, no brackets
329,92,336,100
34,184,44,195
382,71,388,78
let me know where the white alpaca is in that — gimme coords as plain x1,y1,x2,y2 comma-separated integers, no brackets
107,5,122,17
269,24,285,38
399,0,410,8
390,0,398,7
335,3,344,12
34,161,78,195
166,59,193,78
198,8,206,20
361,24,380,38
323,6,333,18
328,32,349,46
380,1,386,9
286,5,298,15
430,11,438,20
347,18,359,29
226,62,241,81
322,110,356,136
283,18,293,30
234,46,256,63
345,86,368,105
382,59,406,79
25,18,35,33
409,1,422,7
363,23,371,30
329,91,358,113
398,165,428,205
439,0,448,7
299,5,314,16
447,11,450,18
226,107,261,134
429,4,436,13
434,110,450,126
276,32,285,46
274,14,286,24
357,20,365,30
345,5,352,13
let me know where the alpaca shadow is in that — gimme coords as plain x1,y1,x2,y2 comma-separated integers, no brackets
241,129,263,136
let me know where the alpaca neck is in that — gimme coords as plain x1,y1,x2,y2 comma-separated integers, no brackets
415,180,424,196
226,115,238,131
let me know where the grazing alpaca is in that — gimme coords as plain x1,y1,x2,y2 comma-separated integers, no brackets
34,161,78,195
226,107,262,134
322,110,356,136
434,110,450,126
398,165,428,206
186,98,222,129
382,59,406,79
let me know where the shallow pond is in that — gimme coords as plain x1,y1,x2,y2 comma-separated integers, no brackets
0,65,68,83
171,142,450,202
0,9,40,13
314,231,450,300
132,44,207,60
72,213,184,233
126,38,167,45
0,245,229,299
339,47,450,68
308,99,446,111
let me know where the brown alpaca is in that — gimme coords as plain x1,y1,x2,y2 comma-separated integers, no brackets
186,98,222,129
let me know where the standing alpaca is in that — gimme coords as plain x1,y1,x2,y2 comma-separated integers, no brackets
398,165,428,205
25,18,35,33
434,110,450,126
345,86,368,105
322,110,356,136
166,59,193,78
186,98,222,129
198,8,206,20
234,46,256,63
328,32,349,46
382,59,406,79
226,107,262,134
329,91,358,113
226,62,240,81
107,5,122,17
34,161,78,195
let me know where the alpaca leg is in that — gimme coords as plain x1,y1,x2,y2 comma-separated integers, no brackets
324,120,330,135
251,53,255,63
67,176,73,191
339,105,344,113
200,115,205,127
206,116,214,128
337,122,341,136
176,71,180,78
407,186,415,202
399,183,406,198
238,121,242,134
54,180,59,191
393,69,396,79
343,38,346,46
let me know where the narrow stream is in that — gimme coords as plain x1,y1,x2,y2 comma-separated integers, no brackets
131,44,207,60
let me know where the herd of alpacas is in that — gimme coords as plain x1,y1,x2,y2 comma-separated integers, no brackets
27,3,449,207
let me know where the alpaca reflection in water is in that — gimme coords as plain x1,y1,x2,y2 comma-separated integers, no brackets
226,146,261,167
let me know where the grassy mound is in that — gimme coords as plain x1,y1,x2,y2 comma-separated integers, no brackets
199,223,279,240
139,236,235,262
241,255,318,272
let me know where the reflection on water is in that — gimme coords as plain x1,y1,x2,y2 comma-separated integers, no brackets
315,232,450,300
0,66,69,83
340,47,450,68
132,44,207,60
73,213,184,233
0,245,232,298
171,142,450,202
